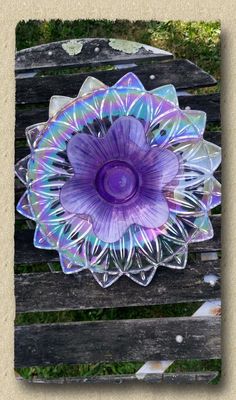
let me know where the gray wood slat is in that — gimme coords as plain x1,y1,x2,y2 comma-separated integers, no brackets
14,316,221,367
15,93,220,139
15,38,173,72
15,260,220,313
16,59,217,105
14,215,221,265
15,371,219,384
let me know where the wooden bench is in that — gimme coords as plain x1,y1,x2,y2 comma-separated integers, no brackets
15,38,221,384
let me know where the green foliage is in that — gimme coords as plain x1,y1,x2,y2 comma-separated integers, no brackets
15,302,202,326
148,21,220,78
17,361,143,380
16,20,220,78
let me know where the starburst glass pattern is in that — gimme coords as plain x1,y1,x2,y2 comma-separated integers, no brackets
16,73,221,287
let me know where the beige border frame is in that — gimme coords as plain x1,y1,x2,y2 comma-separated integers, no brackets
0,0,234,398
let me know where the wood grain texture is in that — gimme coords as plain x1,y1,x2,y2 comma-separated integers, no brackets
16,59,217,105
15,93,220,139
15,260,220,313
16,371,219,384
15,38,173,72
15,316,221,367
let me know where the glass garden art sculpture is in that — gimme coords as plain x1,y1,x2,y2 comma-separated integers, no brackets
15,73,221,288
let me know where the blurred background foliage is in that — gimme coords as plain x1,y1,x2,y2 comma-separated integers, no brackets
16,20,220,78
15,19,221,383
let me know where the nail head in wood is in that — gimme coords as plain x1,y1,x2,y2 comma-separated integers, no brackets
176,335,184,343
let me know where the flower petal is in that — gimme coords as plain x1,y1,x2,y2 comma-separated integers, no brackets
82,234,109,268
160,245,188,270
29,174,69,198
60,175,98,214
91,266,122,288
156,214,188,265
138,147,179,190
49,95,73,118
180,213,213,243
16,191,34,220
57,216,92,266
67,116,148,176
132,225,160,264
113,72,145,91
30,147,72,178
67,133,108,174
172,140,221,184
26,123,46,149
78,76,108,97
15,155,30,184
150,109,206,148
125,261,157,286
110,228,134,271
150,84,179,106
34,224,56,249
92,191,169,243
105,115,149,154
59,253,86,274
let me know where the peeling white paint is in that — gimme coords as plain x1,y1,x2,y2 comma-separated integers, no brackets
193,300,221,317
62,40,83,56
136,360,174,380
203,274,220,287
201,252,219,261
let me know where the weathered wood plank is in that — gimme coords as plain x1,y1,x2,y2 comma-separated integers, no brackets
15,259,220,313
16,60,217,105
15,38,173,72
203,130,221,147
15,94,220,139
14,216,221,265
14,316,221,367
15,371,219,384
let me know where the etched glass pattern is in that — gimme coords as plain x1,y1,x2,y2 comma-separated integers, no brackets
15,73,221,287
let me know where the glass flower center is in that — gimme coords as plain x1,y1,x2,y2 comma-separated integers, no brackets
95,160,139,204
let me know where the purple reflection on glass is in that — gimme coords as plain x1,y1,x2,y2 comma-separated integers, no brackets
95,160,140,204
60,116,179,243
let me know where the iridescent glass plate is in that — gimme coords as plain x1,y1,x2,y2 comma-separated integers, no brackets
15,73,221,287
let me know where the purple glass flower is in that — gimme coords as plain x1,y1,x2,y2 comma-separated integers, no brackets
60,116,179,243
15,72,221,288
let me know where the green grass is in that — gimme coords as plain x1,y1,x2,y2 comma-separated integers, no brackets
16,359,221,382
15,19,221,383
15,302,202,326
16,361,144,380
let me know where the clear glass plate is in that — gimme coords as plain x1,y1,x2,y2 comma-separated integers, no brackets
16,73,221,287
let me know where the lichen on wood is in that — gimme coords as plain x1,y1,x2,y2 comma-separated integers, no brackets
62,40,83,56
